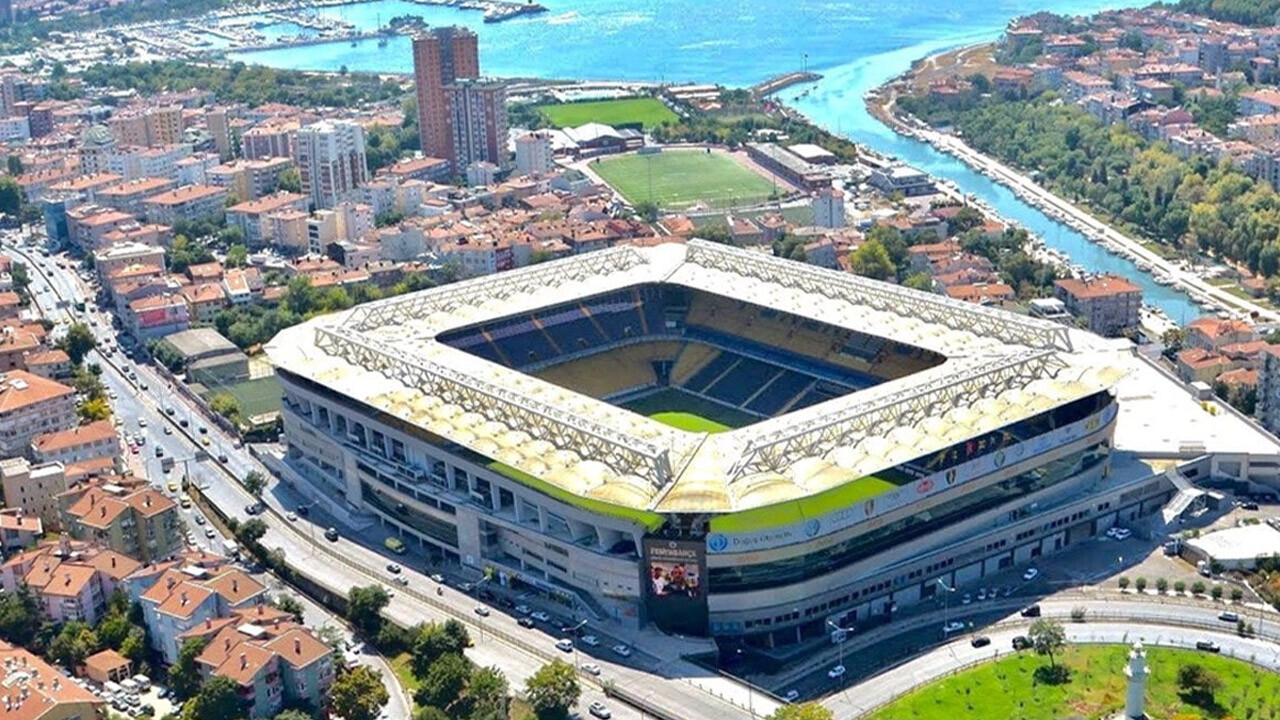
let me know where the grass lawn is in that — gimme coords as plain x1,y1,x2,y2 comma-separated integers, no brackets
592,150,778,210
870,644,1280,720
389,652,420,695
206,374,282,420
621,388,755,432
536,97,677,129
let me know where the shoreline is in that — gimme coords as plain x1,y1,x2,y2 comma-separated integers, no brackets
865,44,1278,325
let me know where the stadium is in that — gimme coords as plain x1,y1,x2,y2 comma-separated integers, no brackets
267,240,1165,652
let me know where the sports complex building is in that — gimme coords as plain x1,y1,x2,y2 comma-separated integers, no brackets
267,240,1208,650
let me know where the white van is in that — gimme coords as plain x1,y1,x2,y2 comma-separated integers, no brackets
119,679,138,694
103,681,123,696
131,674,151,691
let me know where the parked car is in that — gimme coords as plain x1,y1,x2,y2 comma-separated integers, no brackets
580,634,600,647
325,527,340,542
555,639,573,653
1195,641,1221,653
531,611,551,623
581,662,601,676
783,690,800,703
474,606,490,617
1012,636,1032,651
970,636,991,648
612,644,632,657
827,665,846,679
588,702,611,719
1020,604,1042,618
942,621,965,634
1023,567,1040,581
518,617,535,628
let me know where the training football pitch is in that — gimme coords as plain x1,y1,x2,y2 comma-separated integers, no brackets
536,97,678,129
622,389,755,433
592,150,778,210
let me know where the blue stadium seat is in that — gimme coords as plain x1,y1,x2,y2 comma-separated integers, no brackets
745,371,813,415
704,358,780,406
683,352,737,393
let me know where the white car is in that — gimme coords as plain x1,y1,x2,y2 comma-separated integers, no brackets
531,611,551,623
1113,528,1132,541
942,621,966,633
580,662,601,676
555,639,573,653
588,702,611,719
1023,567,1040,581
961,593,971,605
827,664,846,679
612,644,632,657
474,606,490,617
580,635,600,647
203,527,215,538
1105,527,1120,538
976,589,986,601
784,690,800,703
515,604,531,615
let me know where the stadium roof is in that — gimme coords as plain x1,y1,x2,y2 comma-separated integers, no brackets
267,241,1130,516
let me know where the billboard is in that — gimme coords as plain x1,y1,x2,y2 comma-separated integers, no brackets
642,538,708,635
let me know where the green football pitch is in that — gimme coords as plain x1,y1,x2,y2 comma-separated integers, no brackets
536,97,678,130
591,150,778,210
621,389,755,433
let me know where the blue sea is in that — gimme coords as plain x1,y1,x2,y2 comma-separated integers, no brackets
230,0,1202,320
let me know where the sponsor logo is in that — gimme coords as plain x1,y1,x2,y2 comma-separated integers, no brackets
863,499,875,517
915,478,934,494
707,534,728,553
993,450,1007,468
804,519,821,538
945,468,957,486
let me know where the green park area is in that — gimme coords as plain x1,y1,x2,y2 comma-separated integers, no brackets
536,97,678,129
592,150,778,210
870,644,1280,720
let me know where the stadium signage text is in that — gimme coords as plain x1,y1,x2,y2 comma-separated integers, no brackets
706,403,1116,554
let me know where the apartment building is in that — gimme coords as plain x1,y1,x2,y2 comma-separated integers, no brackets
93,242,166,285
31,420,119,470
0,640,104,720
241,120,299,160
0,458,67,530
97,177,177,218
295,120,368,209
514,131,554,177
207,157,295,202
0,540,141,626
0,371,77,458
142,185,228,226
1053,274,1142,337
59,482,182,563
109,105,184,147
225,192,308,247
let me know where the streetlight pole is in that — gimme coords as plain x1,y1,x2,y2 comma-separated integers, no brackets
825,619,854,672
937,578,956,632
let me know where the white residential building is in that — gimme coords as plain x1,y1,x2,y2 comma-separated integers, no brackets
295,120,368,210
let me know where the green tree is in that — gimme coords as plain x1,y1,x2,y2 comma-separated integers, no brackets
78,397,111,422
0,586,40,647
1211,584,1224,601
416,653,472,710
277,167,301,193
411,622,469,678
47,621,99,667
347,585,390,637
236,518,268,548
184,676,247,720
1177,663,1223,705
1135,577,1148,592
209,393,242,425
243,470,266,497
170,637,210,699
903,272,934,292
768,703,834,720
1028,618,1066,668
275,594,306,623
524,660,579,720
848,239,895,280
461,665,508,720
225,243,249,268
633,200,659,223
97,612,130,649
6,156,22,176
331,665,389,720
0,176,21,216
119,628,146,664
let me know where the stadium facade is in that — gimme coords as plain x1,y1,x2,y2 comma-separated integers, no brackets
267,241,1174,648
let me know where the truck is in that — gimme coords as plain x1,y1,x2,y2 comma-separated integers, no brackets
385,537,406,555
221,539,240,559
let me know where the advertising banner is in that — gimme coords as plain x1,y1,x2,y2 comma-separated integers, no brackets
642,537,708,635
